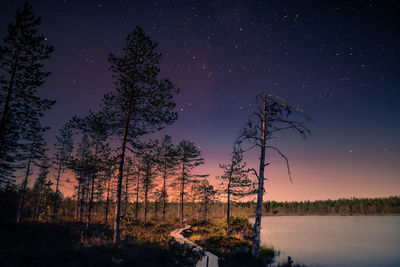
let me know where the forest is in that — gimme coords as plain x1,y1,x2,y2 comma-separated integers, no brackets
1,3,399,267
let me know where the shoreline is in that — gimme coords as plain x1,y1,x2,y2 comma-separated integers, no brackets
261,213,400,216
245,213,400,218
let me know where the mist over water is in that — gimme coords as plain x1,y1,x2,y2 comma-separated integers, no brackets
257,216,400,267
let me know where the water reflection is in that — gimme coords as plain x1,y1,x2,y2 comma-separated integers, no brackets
257,216,400,267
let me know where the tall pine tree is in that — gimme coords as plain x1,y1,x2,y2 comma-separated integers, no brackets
102,26,179,243
217,149,255,235
0,3,54,189
16,120,48,222
52,123,74,220
176,140,205,226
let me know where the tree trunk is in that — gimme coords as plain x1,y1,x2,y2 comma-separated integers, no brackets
113,96,133,244
226,165,233,236
0,48,20,143
180,163,185,226
154,199,158,219
124,168,129,217
87,145,99,227
87,174,95,227
203,196,208,221
79,179,86,221
135,173,140,219
35,188,43,220
74,181,81,220
162,169,167,221
251,94,267,258
16,150,33,223
144,183,148,222
83,178,90,219
53,143,65,221
105,177,111,224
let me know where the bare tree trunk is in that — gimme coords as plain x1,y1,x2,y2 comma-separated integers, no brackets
87,174,95,227
87,145,99,227
162,169,167,221
74,181,81,220
17,151,33,222
104,177,111,224
144,183,148,222
251,94,267,258
113,98,133,244
154,198,159,219
35,189,43,220
124,169,129,217
135,173,140,219
226,165,233,236
203,196,207,221
83,178,90,219
79,179,86,221
53,143,65,221
180,163,185,226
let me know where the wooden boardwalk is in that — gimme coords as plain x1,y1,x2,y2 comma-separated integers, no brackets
170,225,219,267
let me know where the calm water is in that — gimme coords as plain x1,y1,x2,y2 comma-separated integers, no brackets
257,216,400,267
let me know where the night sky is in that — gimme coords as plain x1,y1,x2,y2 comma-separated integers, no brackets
1,0,399,201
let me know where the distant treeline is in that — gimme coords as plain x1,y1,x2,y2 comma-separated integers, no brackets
262,197,400,215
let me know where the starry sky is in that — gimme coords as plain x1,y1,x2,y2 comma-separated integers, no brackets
1,0,399,201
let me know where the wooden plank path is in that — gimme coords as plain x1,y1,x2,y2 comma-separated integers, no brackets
170,225,219,267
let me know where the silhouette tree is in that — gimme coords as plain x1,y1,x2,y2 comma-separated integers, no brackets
16,121,48,222
32,158,52,220
156,135,179,221
0,3,54,189
192,179,216,221
102,26,179,243
175,140,205,226
103,156,116,225
133,161,142,220
75,111,111,227
236,93,311,258
52,123,74,220
141,153,156,222
217,149,255,235
123,156,134,217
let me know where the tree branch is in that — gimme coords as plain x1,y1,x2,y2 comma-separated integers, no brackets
266,146,292,183
247,168,259,179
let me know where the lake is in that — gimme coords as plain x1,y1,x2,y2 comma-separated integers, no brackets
257,216,400,266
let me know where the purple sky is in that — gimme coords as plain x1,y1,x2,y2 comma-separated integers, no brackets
1,0,399,201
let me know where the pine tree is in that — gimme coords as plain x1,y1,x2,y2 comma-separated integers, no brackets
101,26,179,243
16,120,48,222
176,140,205,226
76,111,111,227
123,156,134,217
192,179,216,221
236,93,311,257
217,149,255,235
32,157,51,220
156,135,179,221
135,140,159,222
0,3,54,189
52,123,74,220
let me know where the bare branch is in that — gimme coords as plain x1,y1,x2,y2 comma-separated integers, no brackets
247,168,259,180
266,146,292,183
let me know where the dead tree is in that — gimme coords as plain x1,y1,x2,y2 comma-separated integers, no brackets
236,93,311,258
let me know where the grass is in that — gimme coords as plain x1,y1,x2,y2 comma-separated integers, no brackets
184,217,276,267
0,219,200,267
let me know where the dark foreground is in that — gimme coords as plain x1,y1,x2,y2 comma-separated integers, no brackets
0,218,305,267
0,221,198,267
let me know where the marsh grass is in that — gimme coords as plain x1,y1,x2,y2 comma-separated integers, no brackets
185,217,276,267
0,219,199,266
